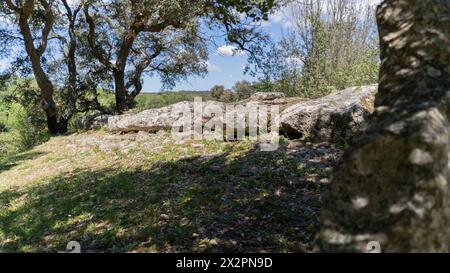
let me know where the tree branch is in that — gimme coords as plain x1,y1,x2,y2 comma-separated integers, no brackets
83,2,115,69
36,0,55,55
5,0,22,13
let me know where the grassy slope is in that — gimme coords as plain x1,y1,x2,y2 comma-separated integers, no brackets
0,130,340,253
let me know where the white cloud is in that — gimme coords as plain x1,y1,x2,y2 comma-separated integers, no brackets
285,56,303,66
260,0,382,29
206,61,222,73
250,8,291,28
252,3,294,29
0,59,10,72
65,0,79,4
216,45,245,57
369,0,383,6
268,8,293,28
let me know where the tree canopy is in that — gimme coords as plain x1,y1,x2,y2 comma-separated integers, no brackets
0,0,276,133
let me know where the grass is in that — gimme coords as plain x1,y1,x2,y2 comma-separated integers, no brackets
0,132,20,163
0,130,338,253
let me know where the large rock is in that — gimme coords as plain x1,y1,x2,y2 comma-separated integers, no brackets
108,92,302,134
81,114,111,130
280,85,377,142
317,0,450,252
108,101,195,133
108,87,375,142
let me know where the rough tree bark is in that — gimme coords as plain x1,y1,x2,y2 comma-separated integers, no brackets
8,0,60,134
317,0,450,252
58,0,82,134
5,0,69,135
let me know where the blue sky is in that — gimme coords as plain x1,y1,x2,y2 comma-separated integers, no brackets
0,0,381,93
0,8,291,93
144,48,256,92
142,11,293,93
143,0,382,92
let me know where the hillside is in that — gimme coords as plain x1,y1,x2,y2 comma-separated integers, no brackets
0,130,341,252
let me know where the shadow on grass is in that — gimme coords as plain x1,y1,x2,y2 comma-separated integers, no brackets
0,146,335,253
0,151,47,173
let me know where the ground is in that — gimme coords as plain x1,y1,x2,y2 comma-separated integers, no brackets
0,130,342,253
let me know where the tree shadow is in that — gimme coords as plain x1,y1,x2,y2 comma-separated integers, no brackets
0,144,339,253
0,151,47,173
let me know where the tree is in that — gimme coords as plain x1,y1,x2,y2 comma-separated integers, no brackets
2,0,61,134
218,89,236,103
233,80,255,99
210,85,225,100
318,0,450,252
259,0,379,98
209,85,236,102
83,0,276,113
53,0,110,126
1,0,107,134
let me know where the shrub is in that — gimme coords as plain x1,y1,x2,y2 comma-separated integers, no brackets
7,103,49,150
97,89,116,112
257,0,379,99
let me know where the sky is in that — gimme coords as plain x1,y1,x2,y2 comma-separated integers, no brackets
0,0,383,93
143,0,382,92
0,4,287,92
142,7,297,92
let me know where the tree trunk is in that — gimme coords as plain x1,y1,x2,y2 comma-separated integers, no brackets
114,28,139,114
59,13,79,134
317,0,450,252
58,118,69,134
18,15,61,135
114,70,129,114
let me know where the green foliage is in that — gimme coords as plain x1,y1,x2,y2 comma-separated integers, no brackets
0,104,8,133
135,91,210,110
0,104,49,155
0,122,7,133
209,85,237,102
96,89,117,112
209,85,226,100
0,132,17,162
259,0,380,98
233,80,257,100
217,89,236,103
206,80,274,103
0,78,49,152
7,103,49,150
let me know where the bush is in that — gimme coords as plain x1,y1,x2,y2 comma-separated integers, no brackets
67,112,86,133
6,103,49,150
97,89,116,112
257,1,379,99
209,85,225,100
0,78,49,152
233,80,256,100
208,85,238,102
0,131,19,162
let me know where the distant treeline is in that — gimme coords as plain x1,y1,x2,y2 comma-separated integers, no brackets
136,91,210,110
